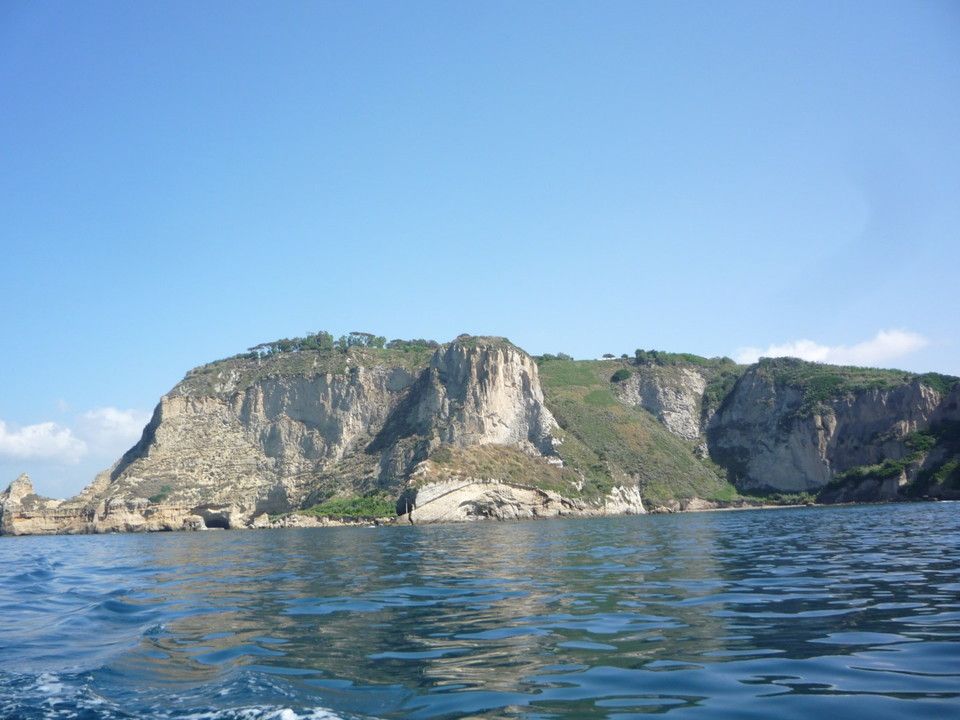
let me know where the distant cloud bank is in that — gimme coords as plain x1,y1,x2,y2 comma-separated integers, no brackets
0,407,150,466
77,407,151,455
735,329,929,367
0,420,86,464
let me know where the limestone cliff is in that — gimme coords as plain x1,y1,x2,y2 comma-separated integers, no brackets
2,336,625,535
612,366,707,440
3,340,958,536
0,475,62,535
707,358,959,497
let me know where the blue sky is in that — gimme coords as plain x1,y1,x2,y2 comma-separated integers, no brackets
1,1,958,497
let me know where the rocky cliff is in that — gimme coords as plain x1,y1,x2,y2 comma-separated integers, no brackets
707,359,960,499
0,336,641,535
612,366,707,440
3,338,958,536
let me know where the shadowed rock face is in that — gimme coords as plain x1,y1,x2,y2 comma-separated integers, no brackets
707,366,945,492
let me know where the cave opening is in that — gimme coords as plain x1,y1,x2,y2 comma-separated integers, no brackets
202,515,230,529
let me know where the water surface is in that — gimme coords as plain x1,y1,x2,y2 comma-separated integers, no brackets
1,503,958,719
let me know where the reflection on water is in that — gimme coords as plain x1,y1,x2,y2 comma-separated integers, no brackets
1,503,958,719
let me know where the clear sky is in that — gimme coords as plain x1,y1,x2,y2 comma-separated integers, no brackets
1,1,958,497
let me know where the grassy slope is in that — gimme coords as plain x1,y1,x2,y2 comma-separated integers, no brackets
417,445,580,496
537,358,739,505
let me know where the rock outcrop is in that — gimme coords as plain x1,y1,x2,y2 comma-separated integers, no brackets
396,479,644,524
707,359,956,495
613,366,707,439
3,339,958,536
0,337,580,535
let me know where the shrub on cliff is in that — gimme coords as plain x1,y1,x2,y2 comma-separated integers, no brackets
303,493,395,519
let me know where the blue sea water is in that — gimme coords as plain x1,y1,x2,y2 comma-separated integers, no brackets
0,503,958,719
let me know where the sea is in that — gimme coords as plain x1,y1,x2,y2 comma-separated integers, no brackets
1,502,958,719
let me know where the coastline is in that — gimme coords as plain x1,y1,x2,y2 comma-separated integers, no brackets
6,495,932,538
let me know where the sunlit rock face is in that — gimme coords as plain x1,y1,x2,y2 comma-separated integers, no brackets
612,367,707,440
1,337,568,534
4,339,958,535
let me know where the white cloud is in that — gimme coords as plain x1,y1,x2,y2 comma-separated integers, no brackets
0,406,150,471
735,329,929,367
0,420,87,464
76,407,151,455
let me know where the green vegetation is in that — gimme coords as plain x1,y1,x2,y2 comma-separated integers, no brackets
148,484,173,504
820,421,960,499
179,332,443,395
740,490,817,505
905,429,937,452
535,357,596,386
835,457,914,483
538,357,740,505
908,421,960,497
584,389,618,406
915,459,960,493
917,372,960,395
247,330,390,357
755,357,958,414
420,444,579,496
246,331,336,357
386,338,440,351
537,352,574,362
610,368,632,383
450,334,516,350
301,492,396,519
702,363,749,417
634,349,736,368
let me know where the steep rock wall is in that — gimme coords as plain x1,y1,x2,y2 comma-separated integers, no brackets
613,367,707,440
6,341,958,535
406,340,557,452
102,366,413,515
708,366,943,491
2,337,568,534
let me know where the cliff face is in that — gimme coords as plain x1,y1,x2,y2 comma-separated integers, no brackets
1,337,593,535
612,367,707,440
369,340,558,464
106,366,417,514
424,341,558,452
707,360,956,495
3,340,958,536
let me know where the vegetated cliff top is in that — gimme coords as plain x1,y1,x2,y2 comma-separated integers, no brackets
173,328,959,407
448,334,518,350
174,332,521,397
753,356,959,409
537,351,748,421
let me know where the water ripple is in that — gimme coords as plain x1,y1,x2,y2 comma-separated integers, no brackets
1,503,958,718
